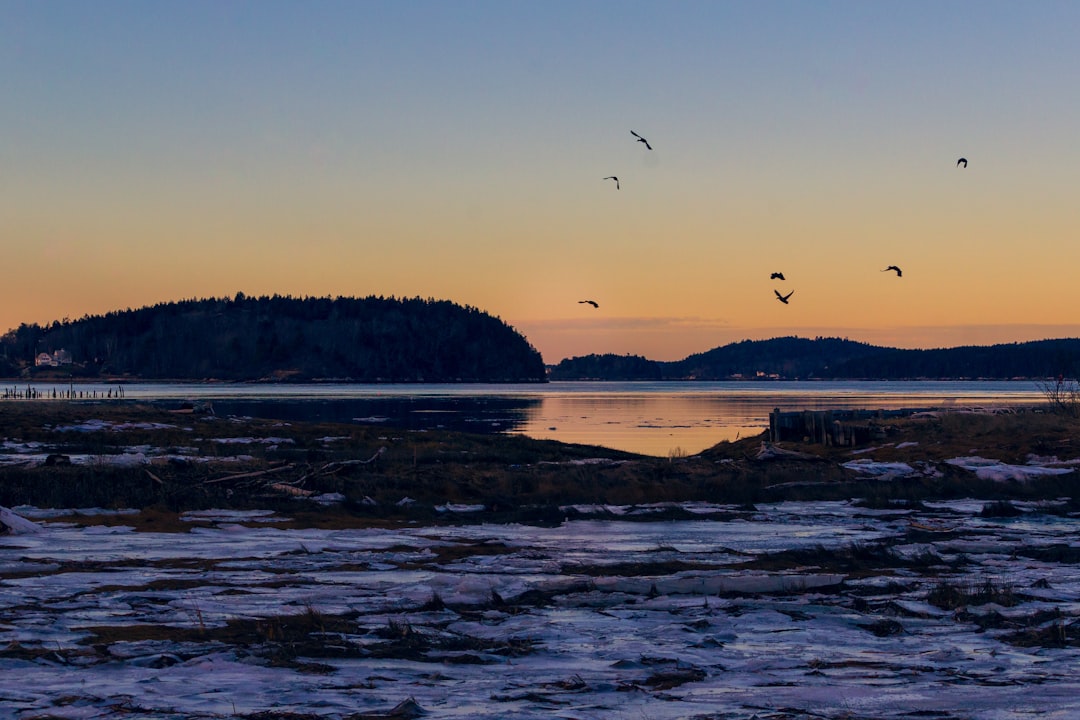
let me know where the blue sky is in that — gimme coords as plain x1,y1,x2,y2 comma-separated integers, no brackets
4,2,1080,361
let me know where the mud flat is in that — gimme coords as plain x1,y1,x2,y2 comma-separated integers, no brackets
2,402,1080,718
4,499,1080,719
2,400,1079,515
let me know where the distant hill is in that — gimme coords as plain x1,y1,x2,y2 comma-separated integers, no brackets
550,336,1080,380
548,353,662,381
0,294,546,382
661,337,881,380
818,338,1080,380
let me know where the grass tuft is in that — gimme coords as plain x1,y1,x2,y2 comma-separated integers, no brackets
926,578,1017,610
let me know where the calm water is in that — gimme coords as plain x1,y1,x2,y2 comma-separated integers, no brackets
6,380,1047,457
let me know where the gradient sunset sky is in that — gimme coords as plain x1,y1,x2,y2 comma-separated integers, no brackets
4,1,1080,362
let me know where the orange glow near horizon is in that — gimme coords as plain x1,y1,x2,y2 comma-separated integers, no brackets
5,4,1080,365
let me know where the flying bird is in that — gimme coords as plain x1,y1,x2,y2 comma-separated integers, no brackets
578,300,599,308
774,289,794,305
957,157,968,168
603,176,619,190
882,265,902,277
770,272,786,280
630,130,652,150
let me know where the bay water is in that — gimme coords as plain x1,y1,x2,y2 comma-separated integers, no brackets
7,380,1047,456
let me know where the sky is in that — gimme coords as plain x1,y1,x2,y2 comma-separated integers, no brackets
3,1,1080,363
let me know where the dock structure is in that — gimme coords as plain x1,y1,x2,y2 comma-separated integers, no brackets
768,407,922,446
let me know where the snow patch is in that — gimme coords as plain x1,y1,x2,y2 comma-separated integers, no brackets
842,459,916,478
945,456,1075,482
0,505,43,534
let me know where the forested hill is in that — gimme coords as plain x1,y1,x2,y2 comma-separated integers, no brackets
665,337,881,380
550,336,1080,380
548,353,663,380
1,295,546,382
819,338,1080,380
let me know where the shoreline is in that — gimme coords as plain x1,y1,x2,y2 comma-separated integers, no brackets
0,378,1049,449
2,400,1077,526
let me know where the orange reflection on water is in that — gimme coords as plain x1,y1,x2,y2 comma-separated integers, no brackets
519,395,771,457
516,385,1045,457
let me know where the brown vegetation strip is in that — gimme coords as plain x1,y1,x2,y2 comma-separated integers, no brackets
4,402,1080,516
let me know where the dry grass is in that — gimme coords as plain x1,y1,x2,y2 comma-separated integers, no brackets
67,601,538,669
926,578,1019,610
846,410,1080,465
3,402,1079,524
740,542,954,577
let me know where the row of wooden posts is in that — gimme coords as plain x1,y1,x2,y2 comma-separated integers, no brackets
1,385,127,400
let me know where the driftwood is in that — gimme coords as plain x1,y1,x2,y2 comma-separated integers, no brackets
755,442,821,462
295,447,387,484
203,448,384,497
203,464,295,485
198,447,389,497
267,482,315,497
323,446,387,470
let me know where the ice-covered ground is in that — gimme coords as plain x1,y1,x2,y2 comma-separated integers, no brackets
0,427,309,468
3,499,1080,719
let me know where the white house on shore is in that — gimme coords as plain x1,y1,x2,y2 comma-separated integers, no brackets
35,349,73,367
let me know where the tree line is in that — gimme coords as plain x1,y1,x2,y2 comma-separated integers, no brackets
0,294,547,382
549,336,1080,380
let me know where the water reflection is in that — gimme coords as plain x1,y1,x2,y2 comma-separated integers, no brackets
197,386,1044,458
518,395,768,457
170,396,541,436
515,383,1045,457
6,380,1046,458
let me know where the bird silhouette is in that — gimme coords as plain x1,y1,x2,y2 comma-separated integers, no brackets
774,289,794,305
603,176,619,190
770,272,785,280
882,265,902,277
631,130,652,150
957,157,968,168
578,300,599,308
